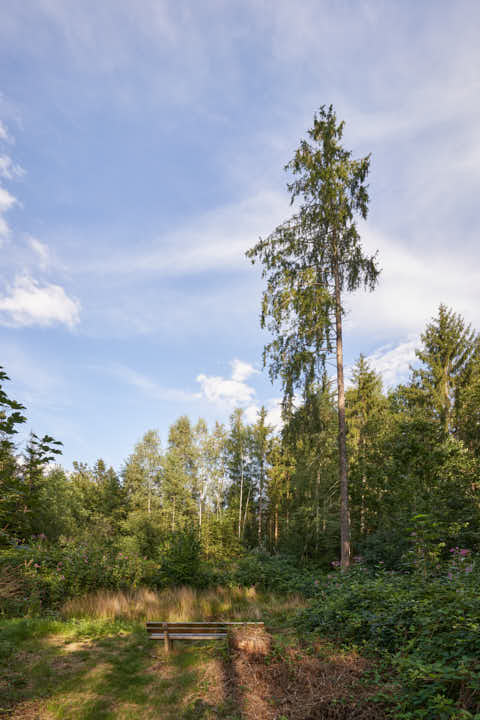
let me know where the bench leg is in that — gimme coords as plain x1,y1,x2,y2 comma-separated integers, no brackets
163,623,170,653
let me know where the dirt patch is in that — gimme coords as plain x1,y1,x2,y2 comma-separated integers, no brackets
230,641,387,720
228,625,271,658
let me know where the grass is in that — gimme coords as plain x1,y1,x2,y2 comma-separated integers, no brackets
61,585,306,623
0,586,385,719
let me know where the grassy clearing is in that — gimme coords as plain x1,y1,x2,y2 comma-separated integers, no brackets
0,586,384,719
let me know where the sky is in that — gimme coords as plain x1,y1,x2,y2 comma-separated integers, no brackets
1,0,480,470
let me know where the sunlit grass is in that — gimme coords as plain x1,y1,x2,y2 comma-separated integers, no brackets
61,585,307,622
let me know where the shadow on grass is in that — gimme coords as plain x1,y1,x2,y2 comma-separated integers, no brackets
0,619,226,720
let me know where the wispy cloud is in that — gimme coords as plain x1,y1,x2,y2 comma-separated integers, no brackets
0,120,10,142
0,275,80,328
365,338,418,389
0,185,17,241
0,154,24,180
27,236,50,269
105,363,201,403
344,227,480,343
78,189,289,278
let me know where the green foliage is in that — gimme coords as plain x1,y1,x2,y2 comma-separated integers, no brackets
232,552,320,596
0,537,158,614
158,528,202,587
298,563,480,718
246,105,379,408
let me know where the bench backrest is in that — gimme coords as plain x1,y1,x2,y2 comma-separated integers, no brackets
146,621,264,641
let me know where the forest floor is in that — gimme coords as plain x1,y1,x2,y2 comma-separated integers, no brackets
0,589,389,720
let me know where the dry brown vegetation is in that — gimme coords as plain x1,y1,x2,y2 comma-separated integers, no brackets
61,585,306,622
228,624,271,657
227,635,387,720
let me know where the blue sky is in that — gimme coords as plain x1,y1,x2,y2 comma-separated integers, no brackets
1,0,480,469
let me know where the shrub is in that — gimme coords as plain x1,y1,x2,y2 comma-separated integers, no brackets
297,561,480,719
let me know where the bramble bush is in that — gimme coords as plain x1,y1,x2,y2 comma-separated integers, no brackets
298,554,480,719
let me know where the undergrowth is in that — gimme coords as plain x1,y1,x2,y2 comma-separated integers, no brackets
298,564,480,719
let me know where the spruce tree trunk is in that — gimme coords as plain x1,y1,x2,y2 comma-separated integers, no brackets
258,466,263,545
334,265,350,571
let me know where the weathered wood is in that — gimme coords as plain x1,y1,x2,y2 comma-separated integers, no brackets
150,633,228,640
147,621,263,627
162,622,170,653
146,621,264,649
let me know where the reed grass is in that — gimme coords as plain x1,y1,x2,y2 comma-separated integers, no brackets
61,585,303,622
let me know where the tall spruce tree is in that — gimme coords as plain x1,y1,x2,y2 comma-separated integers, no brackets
412,304,477,435
346,355,386,538
247,105,379,568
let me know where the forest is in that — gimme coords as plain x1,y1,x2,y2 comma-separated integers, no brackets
2,107,480,719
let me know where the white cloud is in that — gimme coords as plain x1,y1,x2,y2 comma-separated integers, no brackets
0,185,17,241
197,360,282,431
0,275,80,328
344,227,480,342
0,121,9,142
0,186,16,213
196,373,255,409
231,358,259,383
244,397,284,430
365,338,418,389
197,358,259,410
0,154,24,180
28,236,50,269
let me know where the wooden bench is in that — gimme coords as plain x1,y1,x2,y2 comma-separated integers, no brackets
146,621,264,652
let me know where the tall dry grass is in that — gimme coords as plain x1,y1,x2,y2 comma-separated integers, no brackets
61,585,294,621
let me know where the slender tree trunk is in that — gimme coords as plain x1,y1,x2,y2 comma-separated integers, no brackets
334,262,350,571
242,484,251,537
258,464,263,546
274,506,279,547
315,465,321,553
238,456,244,539
360,432,366,535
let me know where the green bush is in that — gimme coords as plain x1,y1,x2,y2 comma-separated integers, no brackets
233,551,320,596
297,559,480,719
0,537,158,614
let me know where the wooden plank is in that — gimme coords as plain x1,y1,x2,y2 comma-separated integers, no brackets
149,633,227,640
146,622,264,627
147,625,228,631
148,628,227,637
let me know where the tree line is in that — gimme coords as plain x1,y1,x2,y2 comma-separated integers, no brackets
1,301,480,570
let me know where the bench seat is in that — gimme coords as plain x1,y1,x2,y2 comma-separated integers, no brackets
146,621,264,651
